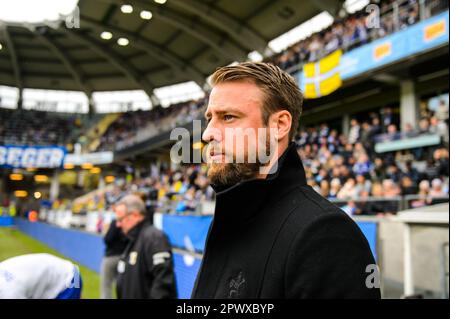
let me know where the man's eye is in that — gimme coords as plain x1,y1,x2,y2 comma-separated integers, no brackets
223,115,235,121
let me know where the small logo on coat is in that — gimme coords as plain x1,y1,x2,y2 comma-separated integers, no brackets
117,260,126,273
228,271,246,298
129,251,138,265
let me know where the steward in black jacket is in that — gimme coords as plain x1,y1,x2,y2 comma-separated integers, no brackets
192,143,381,299
104,220,128,257
116,218,177,299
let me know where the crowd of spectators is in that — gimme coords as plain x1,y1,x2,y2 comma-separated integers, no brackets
98,98,205,152
375,100,449,145
84,101,449,217
295,104,449,215
0,108,84,147
270,0,447,74
78,163,215,217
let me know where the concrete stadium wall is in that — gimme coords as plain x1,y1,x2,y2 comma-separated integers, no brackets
378,219,449,298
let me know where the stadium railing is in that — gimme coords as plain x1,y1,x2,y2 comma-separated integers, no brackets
404,194,450,210
330,195,449,214
156,196,449,216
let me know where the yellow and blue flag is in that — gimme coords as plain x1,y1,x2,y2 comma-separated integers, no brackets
303,49,343,99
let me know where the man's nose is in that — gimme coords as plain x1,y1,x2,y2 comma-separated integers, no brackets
202,120,222,143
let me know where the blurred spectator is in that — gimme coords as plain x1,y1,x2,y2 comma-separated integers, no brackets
419,118,431,134
400,176,418,195
348,119,361,144
329,178,342,199
386,124,400,141
410,180,432,208
435,99,449,123
430,116,449,145
100,220,128,299
386,164,402,183
371,157,388,181
355,174,372,196
383,179,401,198
434,148,449,176
430,178,446,197
338,178,358,199
353,153,374,176
424,158,440,180
381,107,397,132
403,161,421,183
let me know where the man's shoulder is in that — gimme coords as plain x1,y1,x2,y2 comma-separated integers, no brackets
282,185,363,239
140,222,167,241
138,222,173,262
288,185,346,221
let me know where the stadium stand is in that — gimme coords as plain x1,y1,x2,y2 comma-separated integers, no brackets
295,105,449,215
58,99,449,219
0,108,88,147
270,0,449,74
98,98,206,152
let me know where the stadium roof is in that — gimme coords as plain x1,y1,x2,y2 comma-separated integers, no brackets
0,0,344,107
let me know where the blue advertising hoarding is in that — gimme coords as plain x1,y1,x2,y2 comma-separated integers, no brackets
162,214,212,253
0,145,67,168
159,214,378,260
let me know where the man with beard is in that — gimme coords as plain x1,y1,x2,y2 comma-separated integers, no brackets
191,62,380,299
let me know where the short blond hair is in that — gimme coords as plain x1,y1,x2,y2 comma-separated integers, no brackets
210,62,303,140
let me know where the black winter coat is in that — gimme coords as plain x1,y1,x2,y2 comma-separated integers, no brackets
116,219,177,299
192,143,381,299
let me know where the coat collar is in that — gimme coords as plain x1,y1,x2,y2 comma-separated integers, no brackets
211,142,307,228
126,218,150,242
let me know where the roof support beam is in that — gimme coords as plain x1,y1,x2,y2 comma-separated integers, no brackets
169,0,268,53
98,0,247,61
64,29,160,106
309,0,344,17
1,25,24,109
34,31,94,104
81,15,207,86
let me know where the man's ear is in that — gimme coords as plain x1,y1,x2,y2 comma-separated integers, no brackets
270,110,292,141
